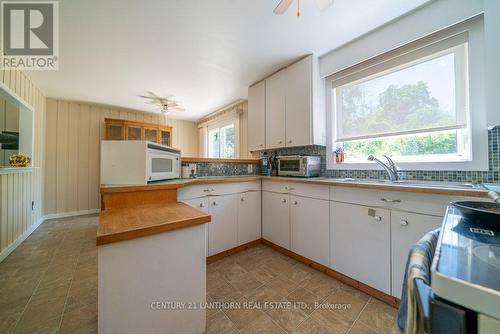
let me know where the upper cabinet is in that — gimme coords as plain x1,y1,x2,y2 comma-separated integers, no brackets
104,118,173,146
265,69,287,149
248,81,266,151
248,55,325,150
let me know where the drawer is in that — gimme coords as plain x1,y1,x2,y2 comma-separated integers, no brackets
178,181,261,200
263,180,329,200
330,186,476,216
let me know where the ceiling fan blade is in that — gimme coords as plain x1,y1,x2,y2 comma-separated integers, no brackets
273,0,294,15
316,0,334,11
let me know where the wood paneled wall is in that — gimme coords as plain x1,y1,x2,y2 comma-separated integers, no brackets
43,99,198,216
0,69,46,261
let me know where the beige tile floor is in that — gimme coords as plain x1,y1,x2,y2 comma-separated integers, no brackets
0,215,398,334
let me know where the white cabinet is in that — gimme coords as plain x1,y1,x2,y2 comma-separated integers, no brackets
252,55,324,150
391,211,442,298
262,191,290,249
237,191,262,245
208,194,238,256
330,202,391,294
182,197,209,256
285,56,312,147
265,69,287,149
248,81,266,151
290,196,329,266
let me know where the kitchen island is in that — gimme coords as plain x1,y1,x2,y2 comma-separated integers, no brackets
97,186,210,334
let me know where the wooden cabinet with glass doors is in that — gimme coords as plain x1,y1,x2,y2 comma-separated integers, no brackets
105,118,172,146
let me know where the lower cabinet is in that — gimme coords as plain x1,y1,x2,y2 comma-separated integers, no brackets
330,201,391,294
390,211,442,298
290,196,330,266
207,194,238,256
237,191,262,245
183,197,209,256
262,191,290,249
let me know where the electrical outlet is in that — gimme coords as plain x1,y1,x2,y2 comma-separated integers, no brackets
248,165,253,173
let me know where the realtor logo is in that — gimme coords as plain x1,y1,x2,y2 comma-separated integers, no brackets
1,1,58,70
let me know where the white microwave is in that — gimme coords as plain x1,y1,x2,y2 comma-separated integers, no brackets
100,141,181,185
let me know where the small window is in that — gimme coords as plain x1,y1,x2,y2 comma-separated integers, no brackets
208,120,237,159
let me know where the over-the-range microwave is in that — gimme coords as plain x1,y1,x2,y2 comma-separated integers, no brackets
100,140,181,185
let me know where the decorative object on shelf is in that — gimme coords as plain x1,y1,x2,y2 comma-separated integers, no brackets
104,118,173,146
138,91,185,115
334,147,345,163
273,0,334,17
9,154,31,167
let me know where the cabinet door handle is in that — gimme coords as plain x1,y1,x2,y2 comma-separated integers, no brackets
210,188,215,192
400,220,409,226
288,187,295,191
203,189,210,192
380,198,402,203
212,201,217,206
259,144,264,147
278,141,283,144
241,197,245,202
282,199,287,203
293,200,298,205
288,140,292,143
373,215,382,222
199,203,205,208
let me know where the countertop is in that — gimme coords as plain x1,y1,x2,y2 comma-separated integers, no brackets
97,202,211,246
101,175,491,198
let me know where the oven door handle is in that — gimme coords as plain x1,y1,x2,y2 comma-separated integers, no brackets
414,278,431,333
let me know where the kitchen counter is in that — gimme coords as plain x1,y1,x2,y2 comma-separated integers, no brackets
97,202,211,245
101,175,490,198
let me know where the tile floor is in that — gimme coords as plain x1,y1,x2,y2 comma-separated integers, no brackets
0,215,398,334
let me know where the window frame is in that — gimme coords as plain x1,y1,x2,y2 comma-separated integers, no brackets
207,117,239,159
325,18,488,171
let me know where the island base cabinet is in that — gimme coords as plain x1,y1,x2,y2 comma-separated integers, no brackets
391,211,443,298
262,191,290,249
208,194,238,256
290,196,329,266
330,202,391,294
238,191,262,245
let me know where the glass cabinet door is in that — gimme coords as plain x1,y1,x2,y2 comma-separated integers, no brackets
160,130,171,146
127,126,142,140
144,128,158,143
107,124,123,140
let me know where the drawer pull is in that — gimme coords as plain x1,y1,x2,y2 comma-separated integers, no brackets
199,203,205,208
203,189,210,192
282,199,287,203
288,140,292,143
380,198,402,203
373,215,382,222
400,220,409,226
288,187,295,191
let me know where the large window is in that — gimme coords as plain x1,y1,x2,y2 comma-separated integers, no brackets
208,120,237,159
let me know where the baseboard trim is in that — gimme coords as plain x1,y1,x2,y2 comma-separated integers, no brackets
0,217,45,263
260,239,400,308
43,209,100,220
207,239,262,264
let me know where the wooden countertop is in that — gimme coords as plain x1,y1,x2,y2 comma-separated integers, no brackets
100,176,262,193
97,202,211,246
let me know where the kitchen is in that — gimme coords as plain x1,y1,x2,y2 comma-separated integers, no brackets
0,0,499,334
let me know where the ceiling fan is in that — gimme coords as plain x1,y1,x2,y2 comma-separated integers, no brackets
274,0,334,17
139,91,185,115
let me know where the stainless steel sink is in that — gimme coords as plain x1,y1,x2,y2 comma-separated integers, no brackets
319,177,486,190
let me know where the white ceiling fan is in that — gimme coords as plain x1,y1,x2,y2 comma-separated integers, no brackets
139,91,185,115
274,0,334,17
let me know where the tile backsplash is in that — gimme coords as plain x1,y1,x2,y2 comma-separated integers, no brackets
181,161,259,178
260,126,500,183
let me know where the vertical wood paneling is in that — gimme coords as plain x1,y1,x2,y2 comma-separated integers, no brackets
43,99,199,215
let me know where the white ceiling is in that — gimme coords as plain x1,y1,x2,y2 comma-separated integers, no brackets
28,0,430,121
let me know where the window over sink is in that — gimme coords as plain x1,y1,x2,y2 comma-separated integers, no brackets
326,18,488,171
208,119,237,159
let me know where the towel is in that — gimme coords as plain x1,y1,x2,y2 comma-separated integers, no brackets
397,228,440,334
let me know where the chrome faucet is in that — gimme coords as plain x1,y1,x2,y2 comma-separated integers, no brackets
367,155,400,181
